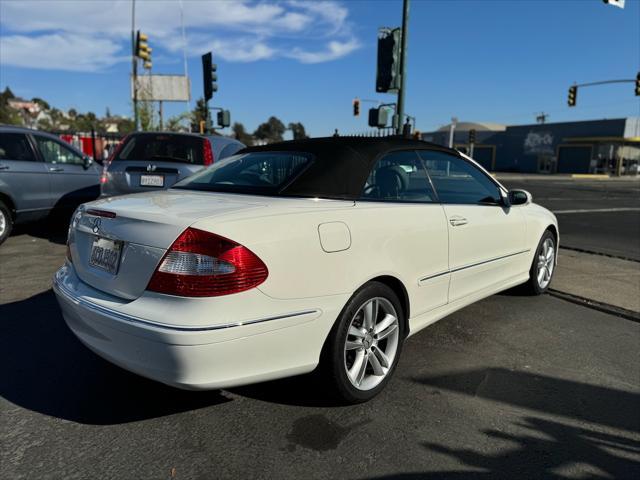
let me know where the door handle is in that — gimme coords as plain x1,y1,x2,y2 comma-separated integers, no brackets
0,165,9,170
449,216,468,227
49,166,64,172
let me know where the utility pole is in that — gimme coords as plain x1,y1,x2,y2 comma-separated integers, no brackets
131,0,138,130
536,112,549,124
396,0,410,135
448,117,457,148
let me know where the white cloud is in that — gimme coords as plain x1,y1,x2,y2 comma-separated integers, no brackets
287,38,361,64
0,0,360,71
0,33,125,72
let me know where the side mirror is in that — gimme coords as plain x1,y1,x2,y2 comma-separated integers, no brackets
499,189,511,208
508,189,532,206
83,155,93,169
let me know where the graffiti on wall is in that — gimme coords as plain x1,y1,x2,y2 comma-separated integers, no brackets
524,131,554,155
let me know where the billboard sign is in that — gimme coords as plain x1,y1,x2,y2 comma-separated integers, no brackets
133,75,191,102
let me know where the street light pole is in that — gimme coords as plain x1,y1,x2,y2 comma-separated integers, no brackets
396,0,409,135
131,0,139,130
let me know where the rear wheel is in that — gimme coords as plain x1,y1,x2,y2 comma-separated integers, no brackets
0,200,12,246
322,282,405,404
523,230,556,295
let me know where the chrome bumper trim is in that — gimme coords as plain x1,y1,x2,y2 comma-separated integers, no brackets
53,268,319,333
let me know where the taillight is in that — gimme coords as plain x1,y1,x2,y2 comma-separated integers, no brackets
147,228,268,297
102,135,129,183
203,139,214,166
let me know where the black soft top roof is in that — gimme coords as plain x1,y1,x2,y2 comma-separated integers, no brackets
239,136,457,200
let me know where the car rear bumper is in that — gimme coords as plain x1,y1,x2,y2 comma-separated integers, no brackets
53,264,347,390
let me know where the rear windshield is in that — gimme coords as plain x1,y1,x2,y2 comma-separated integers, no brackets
172,151,313,195
115,134,204,164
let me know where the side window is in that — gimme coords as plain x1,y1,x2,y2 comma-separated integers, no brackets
360,150,436,203
35,136,84,165
418,150,501,205
0,133,36,162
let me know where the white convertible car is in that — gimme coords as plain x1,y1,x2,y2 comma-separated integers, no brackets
54,137,558,403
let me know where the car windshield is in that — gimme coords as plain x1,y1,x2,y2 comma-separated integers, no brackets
115,134,204,164
172,151,313,195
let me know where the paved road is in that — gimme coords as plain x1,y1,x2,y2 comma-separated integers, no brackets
499,178,640,260
1,234,639,479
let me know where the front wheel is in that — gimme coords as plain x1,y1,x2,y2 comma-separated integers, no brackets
322,282,405,404
523,230,557,295
0,200,12,246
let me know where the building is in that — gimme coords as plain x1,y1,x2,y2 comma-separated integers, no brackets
421,117,640,175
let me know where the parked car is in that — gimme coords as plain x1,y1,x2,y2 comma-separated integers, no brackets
100,132,245,197
0,125,100,245
54,137,558,403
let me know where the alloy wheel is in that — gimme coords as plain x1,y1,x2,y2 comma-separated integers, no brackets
537,238,555,289
0,209,6,238
344,297,400,391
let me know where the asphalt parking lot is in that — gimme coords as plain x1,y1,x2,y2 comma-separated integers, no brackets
1,177,639,479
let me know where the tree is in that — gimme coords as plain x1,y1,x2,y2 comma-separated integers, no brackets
254,116,285,143
138,101,156,131
165,112,191,132
288,122,308,140
105,107,112,119
191,98,208,128
0,87,22,126
117,118,135,134
31,97,50,110
232,122,253,146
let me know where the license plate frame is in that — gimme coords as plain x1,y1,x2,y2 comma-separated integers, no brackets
89,236,122,275
140,174,164,187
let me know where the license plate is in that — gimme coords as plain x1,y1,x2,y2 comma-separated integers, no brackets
89,237,122,274
140,174,164,187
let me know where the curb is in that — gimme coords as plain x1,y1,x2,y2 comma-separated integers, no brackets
559,246,640,263
548,289,640,323
571,174,610,179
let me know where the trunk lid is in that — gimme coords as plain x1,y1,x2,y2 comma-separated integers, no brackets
104,160,204,196
70,190,266,299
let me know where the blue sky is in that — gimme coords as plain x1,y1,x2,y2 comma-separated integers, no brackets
1,0,638,136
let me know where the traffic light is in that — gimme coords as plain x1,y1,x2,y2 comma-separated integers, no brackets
376,28,402,93
353,98,360,117
135,31,151,63
368,107,388,128
202,52,218,102
635,72,640,96
217,110,231,128
469,129,476,144
568,85,577,107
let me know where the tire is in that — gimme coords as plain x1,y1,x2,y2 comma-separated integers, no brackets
0,200,12,246
321,281,405,404
522,230,556,295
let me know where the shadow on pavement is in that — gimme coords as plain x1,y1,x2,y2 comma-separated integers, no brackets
11,213,71,245
0,290,230,425
415,367,640,433
364,415,639,479
362,369,640,479
230,373,345,408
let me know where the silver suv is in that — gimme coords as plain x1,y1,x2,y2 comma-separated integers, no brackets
100,132,244,197
0,126,100,245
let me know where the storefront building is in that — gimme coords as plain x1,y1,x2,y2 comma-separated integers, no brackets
421,117,640,175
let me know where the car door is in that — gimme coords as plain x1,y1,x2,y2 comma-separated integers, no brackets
418,149,527,302
0,131,51,220
358,150,450,316
33,134,100,209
